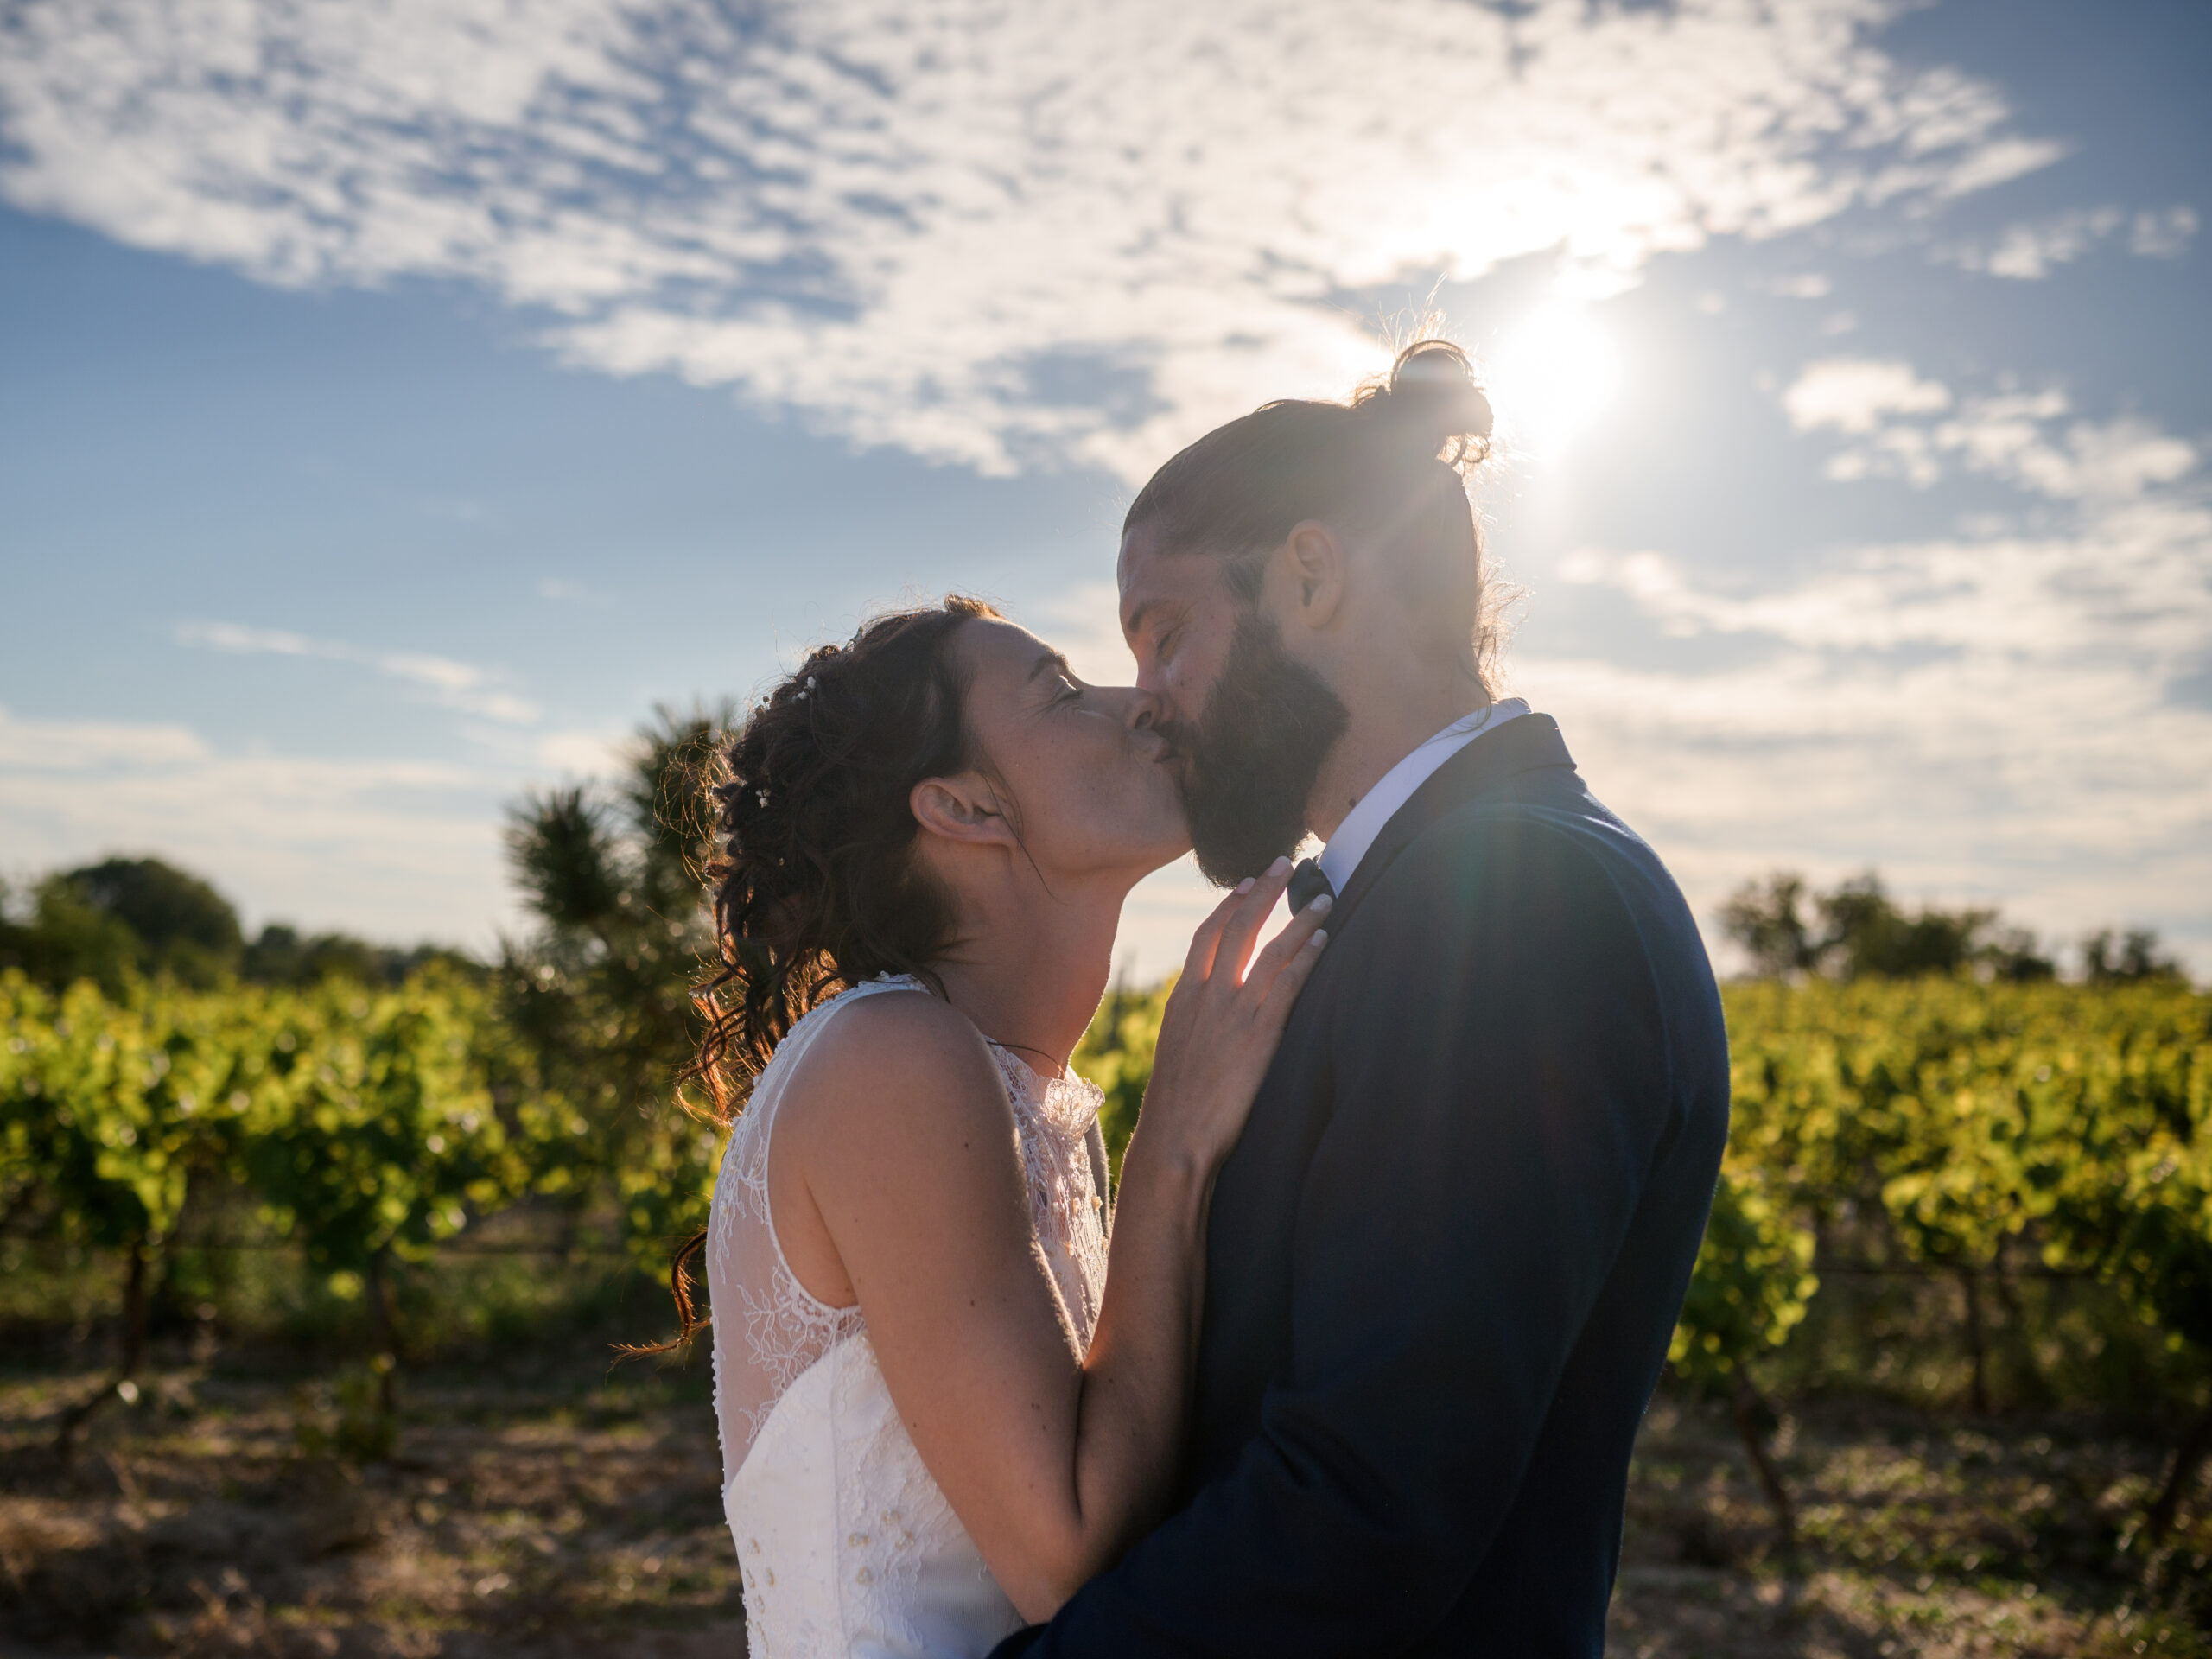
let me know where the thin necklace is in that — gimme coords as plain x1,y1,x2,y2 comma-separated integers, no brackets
988,1035,1063,1073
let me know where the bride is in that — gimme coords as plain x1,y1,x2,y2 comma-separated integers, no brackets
670,596,1329,1656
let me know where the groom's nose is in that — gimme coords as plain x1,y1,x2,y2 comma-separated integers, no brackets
1128,652,1172,712
1102,684,1163,732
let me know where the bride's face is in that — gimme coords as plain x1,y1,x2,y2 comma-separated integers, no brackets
947,619,1189,882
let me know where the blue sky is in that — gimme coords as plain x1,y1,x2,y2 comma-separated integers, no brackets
2,0,2207,978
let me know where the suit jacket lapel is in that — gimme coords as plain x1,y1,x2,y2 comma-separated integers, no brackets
1325,713,1577,935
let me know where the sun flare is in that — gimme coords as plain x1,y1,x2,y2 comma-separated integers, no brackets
1486,303,1622,454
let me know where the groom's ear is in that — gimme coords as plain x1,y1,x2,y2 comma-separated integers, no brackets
910,773,1019,849
1281,519,1346,630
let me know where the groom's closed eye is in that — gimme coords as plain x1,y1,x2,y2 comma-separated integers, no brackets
1121,599,1182,663
1135,617,1182,668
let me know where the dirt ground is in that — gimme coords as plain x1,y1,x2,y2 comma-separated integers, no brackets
3,1354,2205,1658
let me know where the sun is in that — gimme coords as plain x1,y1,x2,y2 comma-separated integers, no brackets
1485,302,1622,454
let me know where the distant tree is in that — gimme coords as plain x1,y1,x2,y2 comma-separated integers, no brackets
499,704,733,1262
1978,925,2058,983
242,923,474,988
0,874,143,994
1721,869,2056,983
1815,873,1993,979
245,925,359,985
2080,927,2184,984
1717,874,1822,979
3,860,471,994
61,857,242,986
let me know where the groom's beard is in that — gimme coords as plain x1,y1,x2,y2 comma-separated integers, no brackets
1171,609,1351,887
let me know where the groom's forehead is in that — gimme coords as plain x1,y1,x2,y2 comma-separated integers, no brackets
1117,525,1222,631
1116,522,1166,593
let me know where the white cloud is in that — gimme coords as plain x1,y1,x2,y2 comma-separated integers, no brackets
1535,480,2212,969
1953,206,2122,279
0,706,211,770
2043,419,2200,501
1938,202,2197,278
0,0,2063,479
0,708,518,946
534,728,628,775
1783,358,1952,435
175,620,542,724
1784,363,2201,500
1559,500,2211,662
2130,206,2199,258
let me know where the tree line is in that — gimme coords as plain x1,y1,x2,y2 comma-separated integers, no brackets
0,859,473,995
1719,869,2185,986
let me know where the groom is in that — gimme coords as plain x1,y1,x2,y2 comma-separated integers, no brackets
993,345,1729,1656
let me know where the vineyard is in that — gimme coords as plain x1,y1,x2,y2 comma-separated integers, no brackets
0,967,721,1435
1085,976,2212,1522
5,963,2212,1655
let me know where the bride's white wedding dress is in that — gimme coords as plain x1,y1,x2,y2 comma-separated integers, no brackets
707,976,1110,1658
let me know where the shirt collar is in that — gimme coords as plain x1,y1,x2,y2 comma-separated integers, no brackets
1313,699,1530,895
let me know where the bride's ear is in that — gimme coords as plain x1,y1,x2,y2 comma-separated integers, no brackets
911,772,1018,849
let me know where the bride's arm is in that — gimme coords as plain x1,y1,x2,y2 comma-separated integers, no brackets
770,863,1327,1621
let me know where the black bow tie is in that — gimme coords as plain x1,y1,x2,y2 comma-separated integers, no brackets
1287,856,1335,913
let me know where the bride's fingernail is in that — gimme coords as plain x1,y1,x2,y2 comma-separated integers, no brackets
1307,895,1332,914
1269,855,1293,876
1310,929,1329,948
1236,877,1255,893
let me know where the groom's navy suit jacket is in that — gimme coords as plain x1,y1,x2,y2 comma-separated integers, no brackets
993,714,1729,1657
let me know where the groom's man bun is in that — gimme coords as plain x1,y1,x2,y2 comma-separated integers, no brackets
1359,338,1495,467
1123,337,1503,690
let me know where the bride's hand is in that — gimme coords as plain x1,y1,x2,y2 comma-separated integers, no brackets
1134,855,1331,1173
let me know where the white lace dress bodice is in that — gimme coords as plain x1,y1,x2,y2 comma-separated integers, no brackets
707,976,1110,1658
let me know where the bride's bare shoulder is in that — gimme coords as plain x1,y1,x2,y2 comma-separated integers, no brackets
765,988,1031,1309
777,987,1013,1151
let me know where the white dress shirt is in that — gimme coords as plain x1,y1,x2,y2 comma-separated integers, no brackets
1313,699,1530,896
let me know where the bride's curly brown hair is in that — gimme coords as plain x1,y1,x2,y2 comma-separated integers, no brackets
640,595,1001,1351
690,593,1003,1119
